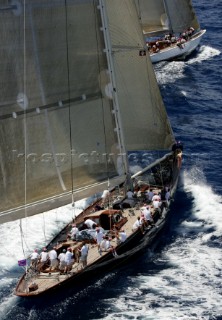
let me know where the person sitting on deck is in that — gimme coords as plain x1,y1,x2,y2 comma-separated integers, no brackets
132,216,144,234
126,189,134,199
100,236,107,252
153,198,162,212
145,188,154,203
94,203,104,211
79,242,89,269
58,249,66,272
48,247,58,272
152,192,161,202
152,44,159,53
141,206,154,227
105,237,112,251
118,229,127,243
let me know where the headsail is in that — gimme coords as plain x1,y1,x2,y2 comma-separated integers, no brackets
100,0,175,152
0,0,124,220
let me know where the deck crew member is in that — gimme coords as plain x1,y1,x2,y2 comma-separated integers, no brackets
101,189,110,206
48,247,58,271
126,189,134,199
95,227,104,254
39,247,49,271
145,189,154,202
84,218,97,230
64,247,74,273
119,229,127,243
141,206,153,226
100,236,107,252
70,224,79,240
79,242,89,269
30,249,40,270
132,216,144,234
58,249,66,272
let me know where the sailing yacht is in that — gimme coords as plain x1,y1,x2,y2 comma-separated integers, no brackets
0,0,182,297
136,0,206,63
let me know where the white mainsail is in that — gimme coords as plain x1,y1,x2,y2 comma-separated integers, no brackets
137,0,200,35
100,0,174,152
0,0,124,221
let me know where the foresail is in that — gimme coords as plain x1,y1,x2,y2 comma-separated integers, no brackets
135,0,169,35
0,0,123,217
166,0,200,33
102,0,175,152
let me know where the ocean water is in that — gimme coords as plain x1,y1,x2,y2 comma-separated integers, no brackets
0,0,221,319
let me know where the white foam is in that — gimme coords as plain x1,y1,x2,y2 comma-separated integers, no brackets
0,196,98,270
155,61,185,85
155,45,221,86
187,45,221,65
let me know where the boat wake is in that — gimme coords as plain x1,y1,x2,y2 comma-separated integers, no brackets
187,45,221,65
155,45,221,86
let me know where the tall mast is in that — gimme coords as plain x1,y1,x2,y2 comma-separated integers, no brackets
98,0,129,179
163,0,173,34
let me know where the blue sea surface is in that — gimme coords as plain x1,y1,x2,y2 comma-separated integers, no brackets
0,0,221,319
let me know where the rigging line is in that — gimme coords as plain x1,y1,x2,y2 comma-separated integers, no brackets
94,1,110,191
20,0,28,259
42,213,47,243
99,0,128,186
64,0,75,212
19,1,33,257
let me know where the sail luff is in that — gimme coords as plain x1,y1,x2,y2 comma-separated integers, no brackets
99,0,129,177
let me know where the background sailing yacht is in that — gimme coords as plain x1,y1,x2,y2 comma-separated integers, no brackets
136,0,206,63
